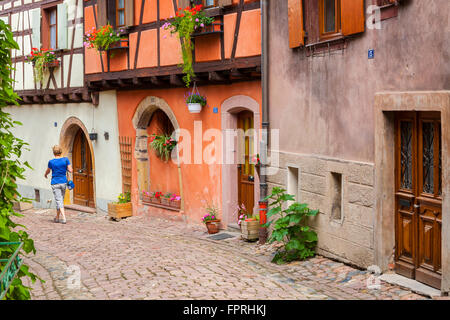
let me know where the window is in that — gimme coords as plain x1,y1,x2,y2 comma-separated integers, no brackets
203,0,217,8
116,0,125,27
319,0,341,40
330,172,343,222
42,6,57,49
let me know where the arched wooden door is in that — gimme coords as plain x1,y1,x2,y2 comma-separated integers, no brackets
72,129,95,208
237,111,255,218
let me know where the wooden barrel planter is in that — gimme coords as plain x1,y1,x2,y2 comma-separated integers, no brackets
205,220,220,234
108,202,132,220
241,219,259,241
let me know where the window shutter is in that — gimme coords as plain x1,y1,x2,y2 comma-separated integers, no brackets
178,0,190,10
341,0,365,36
125,0,134,26
97,0,108,27
288,0,304,48
57,3,68,49
30,8,41,48
218,0,233,7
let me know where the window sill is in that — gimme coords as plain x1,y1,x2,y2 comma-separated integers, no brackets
203,7,223,18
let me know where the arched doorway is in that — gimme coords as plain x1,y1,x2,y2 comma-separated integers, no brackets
59,117,96,209
221,95,261,227
132,96,184,210
72,129,95,207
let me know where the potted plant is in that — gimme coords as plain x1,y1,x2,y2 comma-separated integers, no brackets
107,192,132,220
170,194,181,209
162,4,214,87
84,25,126,53
202,203,220,234
149,134,177,161
241,214,260,242
161,192,172,206
186,92,207,113
26,48,59,83
151,191,162,204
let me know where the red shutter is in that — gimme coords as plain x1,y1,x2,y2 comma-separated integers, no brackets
288,0,304,48
341,0,365,36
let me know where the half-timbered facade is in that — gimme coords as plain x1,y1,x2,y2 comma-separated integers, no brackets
267,0,449,293
1,0,123,212
83,0,262,225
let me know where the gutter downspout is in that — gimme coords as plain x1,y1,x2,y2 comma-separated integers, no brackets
259,0,269,244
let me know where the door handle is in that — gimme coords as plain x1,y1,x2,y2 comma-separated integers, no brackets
78,169,83,173
248,175,254,182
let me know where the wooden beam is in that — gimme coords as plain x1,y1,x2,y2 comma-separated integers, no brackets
43,94,55,103
91,92,99,106
32,95,42,103
56,93,68,102
170,74,184,86
209,71,229,82
149,76,166,86
68,93,81,102
132,77,142,86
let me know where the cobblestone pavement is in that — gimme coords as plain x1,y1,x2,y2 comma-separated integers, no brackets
16,208,428,300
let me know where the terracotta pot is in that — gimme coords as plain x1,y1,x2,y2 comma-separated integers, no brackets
205,220,220,234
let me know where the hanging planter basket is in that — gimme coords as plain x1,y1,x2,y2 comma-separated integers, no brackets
185,82,207,114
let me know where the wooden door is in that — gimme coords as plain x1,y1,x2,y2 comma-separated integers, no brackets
395,112,442,289
237,111,255,219
73,129,95,208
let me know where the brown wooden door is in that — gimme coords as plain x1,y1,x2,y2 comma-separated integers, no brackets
237,111,255,219
395,112,442,289
73,129,95,208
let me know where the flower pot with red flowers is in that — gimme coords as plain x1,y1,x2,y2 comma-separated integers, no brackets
202,203,221,234
26,48,59,83
84,24,126,52
170,194,181,209
162,4,215,87
151,191,162,204
149,134,177,162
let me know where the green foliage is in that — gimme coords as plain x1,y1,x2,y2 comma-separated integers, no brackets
263,187,319,264
186,93,207,106
0,20,42,300
26,48,58,83
116,192,131,204
163,5,214,87
149,134,177,162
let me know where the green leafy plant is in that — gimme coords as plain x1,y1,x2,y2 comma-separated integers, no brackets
0,19,42,300
163,4,214,87
186,92,207,106
83,24,125,52
149,134,177,162
26,48,59,83
263,187,319,264
117,192,131,204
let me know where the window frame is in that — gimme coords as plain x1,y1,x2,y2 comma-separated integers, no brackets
41,4,59,50
116,0,125,28
318,0,342,41
202,0,218,9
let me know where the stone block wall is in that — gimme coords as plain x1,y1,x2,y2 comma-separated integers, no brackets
266,151,375,268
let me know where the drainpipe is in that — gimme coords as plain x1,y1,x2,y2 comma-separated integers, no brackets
259,0,269,244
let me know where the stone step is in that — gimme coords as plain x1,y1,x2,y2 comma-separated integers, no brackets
64,204,96,214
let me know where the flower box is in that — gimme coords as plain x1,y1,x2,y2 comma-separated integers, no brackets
108,202,132,220
108,39,129,50
142,194,152,203
192,22,223,37
170,200,181,209
150,196,161,204
44,59,60,68
161,198,171,206
241,219,259,241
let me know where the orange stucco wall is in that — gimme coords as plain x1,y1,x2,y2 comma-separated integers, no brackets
84,2,261,73
117,80,261,225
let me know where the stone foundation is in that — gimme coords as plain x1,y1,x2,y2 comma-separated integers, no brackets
266,151,375,268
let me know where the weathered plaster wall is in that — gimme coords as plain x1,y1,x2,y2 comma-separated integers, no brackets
116,81,261,225
4,91,122,212
267,1,449,268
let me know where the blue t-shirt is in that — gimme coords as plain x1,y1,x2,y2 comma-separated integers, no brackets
48,157,70,185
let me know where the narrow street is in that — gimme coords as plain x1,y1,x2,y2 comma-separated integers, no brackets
19,208,427,300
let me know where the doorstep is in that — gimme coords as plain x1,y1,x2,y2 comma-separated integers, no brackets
227,223,240,233
64,204,96,214
379,273,441,298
